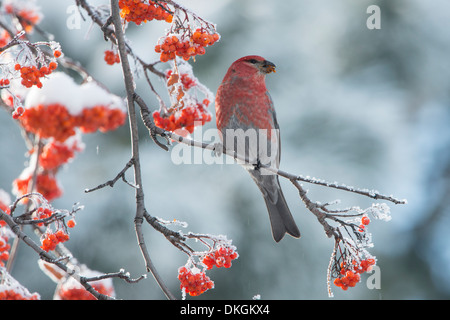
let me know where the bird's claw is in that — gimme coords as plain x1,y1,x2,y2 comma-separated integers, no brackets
213,142,223,157
253,159,262,171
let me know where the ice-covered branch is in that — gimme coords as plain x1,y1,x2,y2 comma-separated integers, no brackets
138,106,407,206
0,208,113,300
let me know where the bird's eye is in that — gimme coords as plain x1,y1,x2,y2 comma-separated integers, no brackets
248,59,258,64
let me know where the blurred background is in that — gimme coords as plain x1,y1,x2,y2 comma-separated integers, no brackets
1,0,450,299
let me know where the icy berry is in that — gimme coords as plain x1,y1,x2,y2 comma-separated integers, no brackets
202,246,238,270
67,219,76,228
104,50,120,65
178,266,214,297
361,216,370,226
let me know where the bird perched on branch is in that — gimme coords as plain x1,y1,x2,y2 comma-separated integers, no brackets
215,55,300,242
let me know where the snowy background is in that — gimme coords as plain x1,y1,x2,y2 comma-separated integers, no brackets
1,0,450,299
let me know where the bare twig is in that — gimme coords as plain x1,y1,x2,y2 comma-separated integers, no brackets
84,158,136,192
83,269,146,284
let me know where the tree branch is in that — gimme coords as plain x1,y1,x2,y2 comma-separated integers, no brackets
109,0,176,300
0,209,114,300
84,158,136,193
137,110,407,206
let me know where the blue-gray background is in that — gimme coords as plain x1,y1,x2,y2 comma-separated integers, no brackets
1,0,449,299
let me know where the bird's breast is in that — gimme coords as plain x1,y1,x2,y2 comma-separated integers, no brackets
215,77,273,132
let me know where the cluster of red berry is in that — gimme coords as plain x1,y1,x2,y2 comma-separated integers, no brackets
104,50,120,65
119,0,173,25
358,215,370,232
155,30,219,62
11,106,24,120
192,29,220,47
178,266,214,297
153,65,212,135
39,140,82,171
0,289,39,300
0,196,11,267
165,70,196,90
32,205,76,255
13,74,126,203
202,246,238,270
57,281,113,300
0,235,11,268
0,79,10,87
333,270,360,290
19,104,76,142
14,61,58,89
358,258,376,272
40,229,69,252
13,172,62,202
1,78,22,120
34,206,54,227
153,102,211,135
0,199,10,223
19,103,126,142
333,258,376,291
13,105,95,204
77,105,126,134
4,4,42,34
33,206,76,229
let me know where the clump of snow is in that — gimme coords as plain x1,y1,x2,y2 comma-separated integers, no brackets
24,72,125,114
0,267,40,300
79,81,126,111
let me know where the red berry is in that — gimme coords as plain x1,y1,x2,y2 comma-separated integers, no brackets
67,219,76,228
361,216,370,226
49,62,58,70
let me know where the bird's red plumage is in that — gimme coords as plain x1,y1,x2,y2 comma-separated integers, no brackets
215,56,275,133
214,55,301,242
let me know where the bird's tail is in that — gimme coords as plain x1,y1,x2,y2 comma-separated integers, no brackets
251,172,301,242
264,184,301,242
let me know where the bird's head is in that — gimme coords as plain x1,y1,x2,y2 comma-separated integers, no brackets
230,55,276,76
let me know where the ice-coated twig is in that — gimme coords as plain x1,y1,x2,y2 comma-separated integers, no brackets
140,119,407,205
83,269,146,284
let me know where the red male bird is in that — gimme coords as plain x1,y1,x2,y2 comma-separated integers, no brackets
215,55,301,242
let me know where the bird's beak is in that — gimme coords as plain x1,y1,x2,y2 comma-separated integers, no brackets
261,60,276,74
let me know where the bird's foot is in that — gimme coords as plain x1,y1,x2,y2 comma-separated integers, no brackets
213,142,223,157
253,159,262,171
